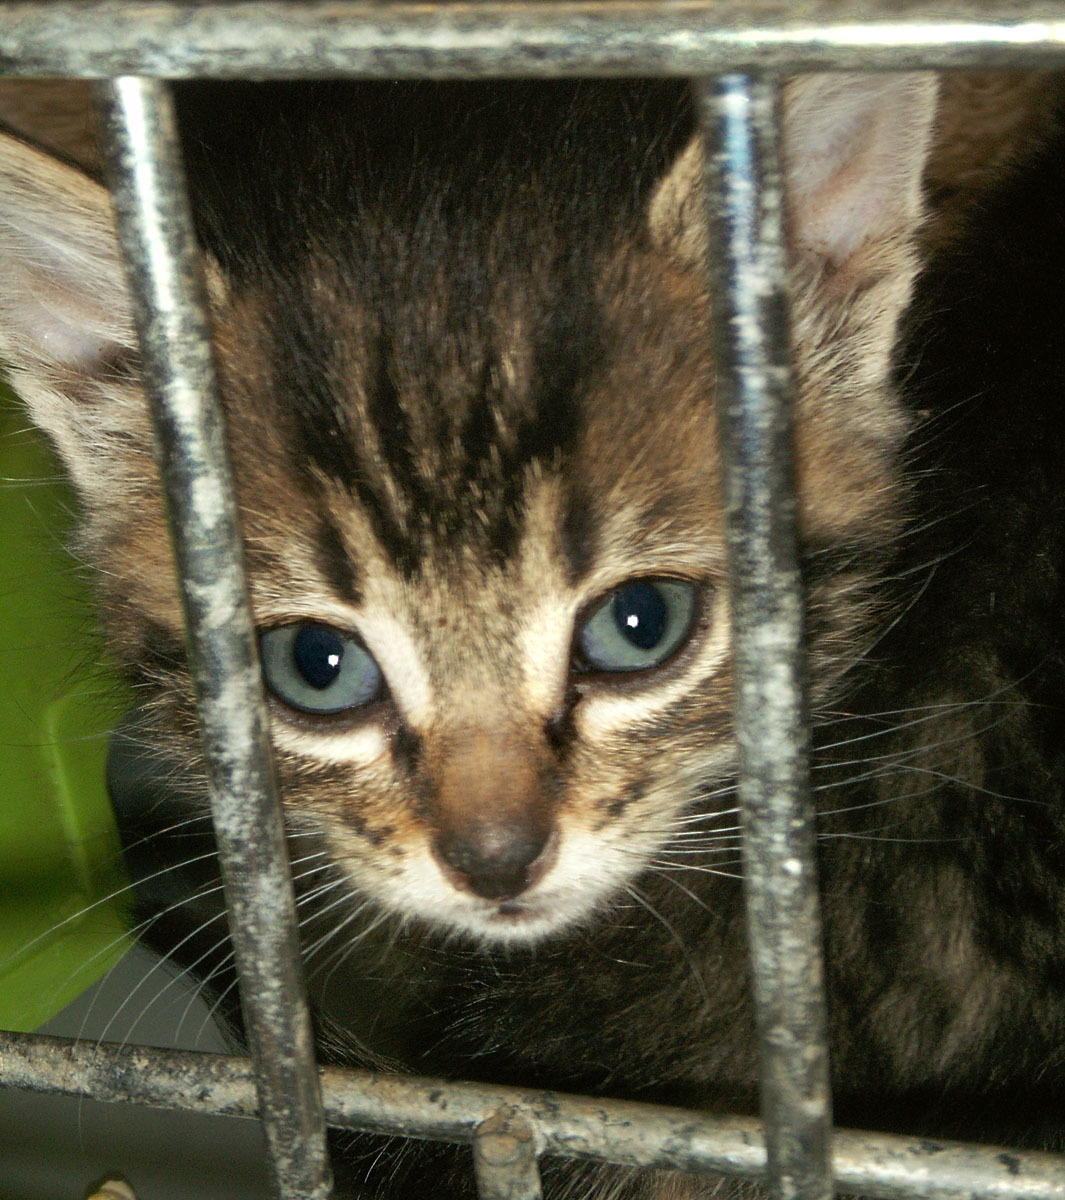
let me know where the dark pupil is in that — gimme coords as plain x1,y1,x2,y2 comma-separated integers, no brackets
612,582,667,652
293,625,345,691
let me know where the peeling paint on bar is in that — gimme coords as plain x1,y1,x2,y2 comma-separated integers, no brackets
695,75,832,1200
96,76,334,1200
2,2,1065,76
4,1033,1065,1200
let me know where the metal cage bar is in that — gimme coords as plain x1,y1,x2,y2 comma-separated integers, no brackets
96,75,334,1200
5,1032,1065,1200
473,1109,544,1200
697,74,831,1200
2,1,1065,77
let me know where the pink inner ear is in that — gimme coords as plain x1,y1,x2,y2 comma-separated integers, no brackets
23,291,119,371
0,134,134,375
0,213,133,373
798,185,890,269
783,74,936,274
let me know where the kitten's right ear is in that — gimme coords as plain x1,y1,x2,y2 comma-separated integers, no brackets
0,132,134,371
0,131,148,503
649,73,938,286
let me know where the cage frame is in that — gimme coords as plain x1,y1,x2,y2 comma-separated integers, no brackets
0,5,1063,1200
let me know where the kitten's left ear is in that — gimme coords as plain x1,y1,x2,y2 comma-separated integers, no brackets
649,73,938,380
776,72,938,278
0,131,155,514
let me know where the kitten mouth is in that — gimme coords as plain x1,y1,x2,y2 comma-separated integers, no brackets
486,907,559,942
424,884,588,945
482,896,557,933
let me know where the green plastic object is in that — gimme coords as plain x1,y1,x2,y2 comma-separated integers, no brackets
0,387,131,1031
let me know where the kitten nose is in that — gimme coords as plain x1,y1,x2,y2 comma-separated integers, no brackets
428,721,557,901
435,821,555,901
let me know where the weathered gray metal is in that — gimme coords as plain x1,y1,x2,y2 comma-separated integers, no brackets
96,75,334,1200
0,1,1064,77
696,75,832,1200
473,1108,545,1200
4,1032,1065,1200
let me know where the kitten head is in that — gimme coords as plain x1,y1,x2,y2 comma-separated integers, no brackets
0,76,936,946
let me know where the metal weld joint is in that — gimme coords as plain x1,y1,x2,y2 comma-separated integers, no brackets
473,1106,544,1200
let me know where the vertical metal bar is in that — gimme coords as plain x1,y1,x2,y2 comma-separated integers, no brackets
694,74,833,1200
97,76,333,1200
473,1109,543,1200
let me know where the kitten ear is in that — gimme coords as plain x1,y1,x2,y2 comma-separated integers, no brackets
649,72,938,321
782,73,937,282
648,75,938,543
0,130,152,506
0,131,134,372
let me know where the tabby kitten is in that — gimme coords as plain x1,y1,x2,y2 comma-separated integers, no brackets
0,73,1062,1199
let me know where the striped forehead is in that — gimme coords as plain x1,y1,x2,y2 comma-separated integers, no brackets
264,241,606,580
191,81,698,588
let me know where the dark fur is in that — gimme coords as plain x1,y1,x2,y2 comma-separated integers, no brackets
176,82,692,579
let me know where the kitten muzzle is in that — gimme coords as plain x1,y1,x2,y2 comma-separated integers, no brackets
432,821,557,902
424,722,558,902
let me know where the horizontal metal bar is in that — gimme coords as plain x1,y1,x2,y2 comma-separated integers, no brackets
2,1033,1065,1200
1,1,1065,77
696,74,831,1200
98,75,333,1200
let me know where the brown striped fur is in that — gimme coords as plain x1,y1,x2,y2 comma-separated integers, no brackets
8,74,1063,1199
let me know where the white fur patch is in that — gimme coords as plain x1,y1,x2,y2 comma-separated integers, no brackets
371,831,627,946
517,594,579,714
356,609,435,724
271,719,389,767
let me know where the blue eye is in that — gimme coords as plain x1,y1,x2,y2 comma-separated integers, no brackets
576,579,698,673
260,623,383,715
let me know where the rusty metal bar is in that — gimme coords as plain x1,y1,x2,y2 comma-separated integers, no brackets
0,1,1065,77
696,74,832,1200
3,1032,1065,1200
95,75,333,1200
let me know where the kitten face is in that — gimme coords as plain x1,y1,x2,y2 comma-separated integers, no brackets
203,237,735,943
0,76,936,947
